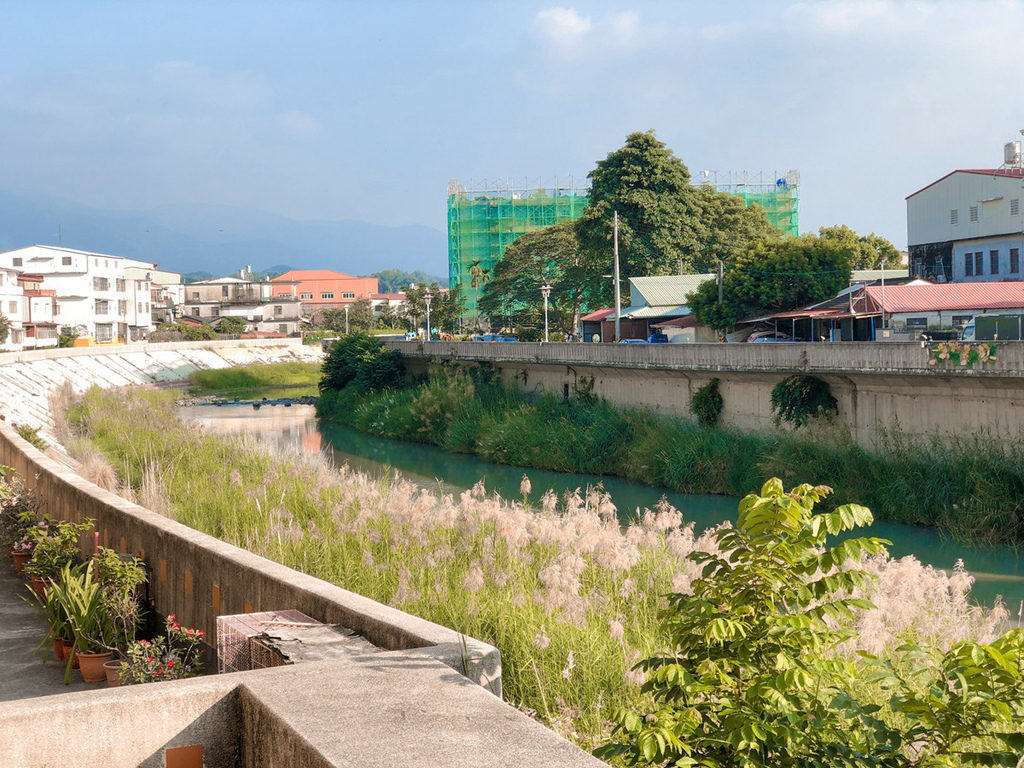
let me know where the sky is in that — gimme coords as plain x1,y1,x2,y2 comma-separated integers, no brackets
3,0,1024,251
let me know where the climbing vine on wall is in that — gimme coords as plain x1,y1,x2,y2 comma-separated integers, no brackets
770,375,838,428
929,340,998,369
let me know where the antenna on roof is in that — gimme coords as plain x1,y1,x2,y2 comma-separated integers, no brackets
53,225,62,247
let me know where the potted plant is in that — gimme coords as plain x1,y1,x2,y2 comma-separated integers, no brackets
93,547,148,686
119,614,205,685
50,561,118,684
25,518,93,594
23,571,74,663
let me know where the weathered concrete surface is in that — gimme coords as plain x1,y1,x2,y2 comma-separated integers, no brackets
0,673,242,768
0,558,107,702
390,340,1024,447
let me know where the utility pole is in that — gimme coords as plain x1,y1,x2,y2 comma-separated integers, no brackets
613,210,621,342
717,260,724,305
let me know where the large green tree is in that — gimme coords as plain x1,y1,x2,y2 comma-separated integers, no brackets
688,232,854,329
818,225,902,269
576,130,704,294
479,221,599,336
693,186,781,269
319,298,375,332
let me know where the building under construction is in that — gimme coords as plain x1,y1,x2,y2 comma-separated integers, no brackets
446,178,590,315
447,170,800,316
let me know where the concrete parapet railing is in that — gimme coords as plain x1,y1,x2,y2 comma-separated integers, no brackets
0,423,501,695
385,339,1024,377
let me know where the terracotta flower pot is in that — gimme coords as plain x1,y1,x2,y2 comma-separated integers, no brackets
78,651,114,683
11,551,31,574
31,575,51,597
62,639,80,669
53,638,65,662
103,660,122,687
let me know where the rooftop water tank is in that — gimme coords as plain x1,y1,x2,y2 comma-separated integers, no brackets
1005,141,1021,165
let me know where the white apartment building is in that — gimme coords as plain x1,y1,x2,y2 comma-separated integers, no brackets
907,160,1024,283
183,277,302,335
0,266,25,351
0,246,164,344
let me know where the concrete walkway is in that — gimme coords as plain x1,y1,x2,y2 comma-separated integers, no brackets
0,558,106,701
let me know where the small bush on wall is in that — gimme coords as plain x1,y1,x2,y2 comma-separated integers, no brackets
689,378,723,427
770,375,838,428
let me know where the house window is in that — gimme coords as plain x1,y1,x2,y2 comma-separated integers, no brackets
104,260,109,267
321,292,334,299
212,307,220,317
93,277,110,291
950,209,959,225
62,257,72,266
138,302,143,313
222,286,229,297
193,292,200,300
952,315,973,326
300,292,313,300
119,300,127,315
905,317,927,329
8,301,16,314
13,258,22,266
342,292,355,299
970,206,979,223
1012,248,1020,274
1013,199,1021,216
145,303,149,312
116,278,126,292
95,300,109,315
94,259,99,267
192,308,200,317
274,305,283,315
278,324,288,334
965,253,974,276
975,251,984,276
11,329,23,344
95,324,113,343
991,250,1000,275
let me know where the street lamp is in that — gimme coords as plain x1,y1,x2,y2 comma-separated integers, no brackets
540,284,552,342
344,305,349,334
424,289,432,340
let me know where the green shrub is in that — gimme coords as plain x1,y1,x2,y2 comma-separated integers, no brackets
319,333,404,393
770,374,838,428
689,378,723,427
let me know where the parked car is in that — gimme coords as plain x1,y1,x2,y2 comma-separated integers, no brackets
647,333,669,343
472,334,518,342
619,338,648,344
748,334,796,343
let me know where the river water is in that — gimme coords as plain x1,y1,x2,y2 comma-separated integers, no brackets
180,400,1024,607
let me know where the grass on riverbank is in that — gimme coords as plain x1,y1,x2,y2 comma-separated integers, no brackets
65,385,1013,754
188,362,321,394
317,363,1024,545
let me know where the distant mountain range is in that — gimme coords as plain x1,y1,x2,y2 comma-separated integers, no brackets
0,189,449,278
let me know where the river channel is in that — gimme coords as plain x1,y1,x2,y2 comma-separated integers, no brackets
179,400,1024,607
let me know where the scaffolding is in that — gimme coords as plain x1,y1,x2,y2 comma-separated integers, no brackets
446,170,800,317
447,177,590,315
697,170,801,237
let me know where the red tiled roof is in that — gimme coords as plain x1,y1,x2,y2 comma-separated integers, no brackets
652,315,698,329
581,308,615,322
906,168,1024,199
271,270,357,281
865,282,1024,313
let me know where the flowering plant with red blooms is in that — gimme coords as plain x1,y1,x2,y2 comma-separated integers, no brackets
118,614,205,685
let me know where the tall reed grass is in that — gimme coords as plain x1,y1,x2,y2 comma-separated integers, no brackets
319,363,1024,544
69,385,1012,751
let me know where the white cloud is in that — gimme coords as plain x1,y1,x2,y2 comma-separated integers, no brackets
530,7,593,53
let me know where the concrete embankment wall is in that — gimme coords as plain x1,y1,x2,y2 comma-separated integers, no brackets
0,341,611,768
388,340,1024,446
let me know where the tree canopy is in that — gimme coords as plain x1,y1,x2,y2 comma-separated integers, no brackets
688,232,854,329
479,221,598,336
818,224,902,269
576,130,704,290
0,313,9,344
319,298,375,333
404,283,464,335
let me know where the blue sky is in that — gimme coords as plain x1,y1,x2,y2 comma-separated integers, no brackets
3,0,1024,250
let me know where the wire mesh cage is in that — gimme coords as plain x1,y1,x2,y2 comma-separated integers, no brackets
216,610,318,674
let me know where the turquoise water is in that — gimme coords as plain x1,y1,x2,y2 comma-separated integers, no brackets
181,403,1024,607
